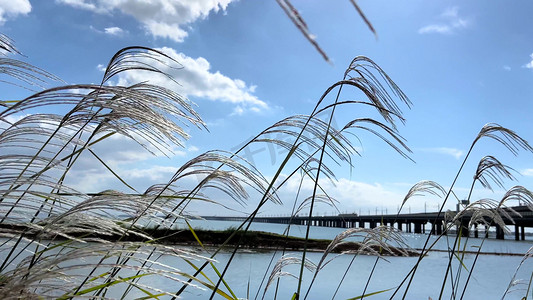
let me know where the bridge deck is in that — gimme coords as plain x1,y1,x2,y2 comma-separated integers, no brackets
204,205,533,240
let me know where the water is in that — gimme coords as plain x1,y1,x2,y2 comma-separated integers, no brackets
2,220,532,299
129,247,529,299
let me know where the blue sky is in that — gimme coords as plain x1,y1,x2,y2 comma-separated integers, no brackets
2,0,533,216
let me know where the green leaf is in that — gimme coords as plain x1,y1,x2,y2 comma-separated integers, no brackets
123,279,165,300
88,148,139,193
452,251,469,272
185,220,238,299
183,258,215,285
185,219,205,249
58,273,153,299
346,287,396,300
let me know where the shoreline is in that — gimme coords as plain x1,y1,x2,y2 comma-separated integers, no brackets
0,224,418,256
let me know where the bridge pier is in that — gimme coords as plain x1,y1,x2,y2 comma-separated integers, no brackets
495,224,505,240
513,225,526,241
359,221,364,228
474,224,478,238
414,223,422,234
397,222,403,231
369,221,376,229
431,222,442,235
514,225,526,241
459,220,469,237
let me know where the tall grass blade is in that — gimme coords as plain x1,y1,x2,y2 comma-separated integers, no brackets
275,0,330,62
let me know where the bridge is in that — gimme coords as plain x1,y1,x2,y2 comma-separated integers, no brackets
204,205,533,240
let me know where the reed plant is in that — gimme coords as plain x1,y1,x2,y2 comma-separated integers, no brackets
0,28,532,300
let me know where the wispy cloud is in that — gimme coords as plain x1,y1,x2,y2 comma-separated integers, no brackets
503,65,512,71
57,0,236,43
418,25,453,35
0,0,31,25
521,169,533,176
441,6,459,18
524,53,533,69
418,6,470,35
104,26,125,36
418,147,464,159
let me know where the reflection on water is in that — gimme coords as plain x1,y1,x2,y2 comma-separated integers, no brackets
129,219,531,299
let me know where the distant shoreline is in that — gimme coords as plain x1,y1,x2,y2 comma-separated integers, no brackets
1,224,527,256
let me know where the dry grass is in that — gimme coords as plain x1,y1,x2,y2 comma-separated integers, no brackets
0,29,532,300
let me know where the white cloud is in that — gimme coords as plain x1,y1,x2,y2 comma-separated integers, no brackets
144,20,188,42
188,145,200,152
96,64,106,72
56,0,236,42
0,113,28,128
91,132,194,164
525,53,533,69
0,0,31,25
65,164,180,192
269,174,412,215
104,26,125,36
121,165,180,181
324,178,404,211
418,6,470,35
116,47,268,113
56,0,107,13
418,147,464,159
503,65,511,71
63,133,199,192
